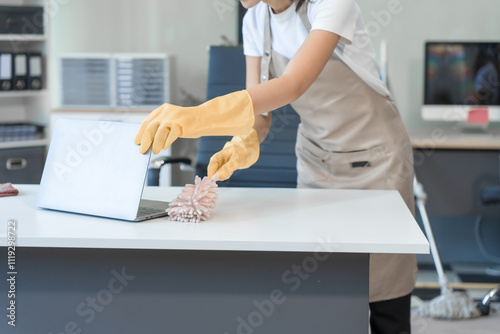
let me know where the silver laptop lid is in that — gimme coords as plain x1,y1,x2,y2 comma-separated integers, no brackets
37,118,150,220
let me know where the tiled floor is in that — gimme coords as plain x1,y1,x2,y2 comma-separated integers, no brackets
411,307,499,334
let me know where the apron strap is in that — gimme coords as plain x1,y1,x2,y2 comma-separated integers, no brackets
261,3,314,82
297,2,311,33
260,6,272,83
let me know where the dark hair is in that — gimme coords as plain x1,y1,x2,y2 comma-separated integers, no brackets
296,0,312,11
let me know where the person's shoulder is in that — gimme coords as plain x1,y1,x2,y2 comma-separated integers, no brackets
309,0,357,10
310,0,356,5
243,2,267,28
308,0,360,45
245,2,268,20
308,0,360,23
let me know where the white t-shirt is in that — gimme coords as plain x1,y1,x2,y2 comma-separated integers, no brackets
242,0,391,98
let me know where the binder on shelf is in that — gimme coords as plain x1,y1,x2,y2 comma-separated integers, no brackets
0,122,44,142
27,53,42,90
13,53,27,90
0,53,13,91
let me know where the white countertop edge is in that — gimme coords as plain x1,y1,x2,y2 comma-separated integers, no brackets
1,238,430,254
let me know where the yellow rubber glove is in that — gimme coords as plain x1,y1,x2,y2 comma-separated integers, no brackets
207,129,260,181
134,90,254,154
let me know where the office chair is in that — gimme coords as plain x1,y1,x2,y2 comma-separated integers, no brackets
476,185,500,315
480,186,500,205
148,46,300,188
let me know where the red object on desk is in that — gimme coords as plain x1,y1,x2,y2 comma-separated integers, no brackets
467,107,489,124
0,183,18,197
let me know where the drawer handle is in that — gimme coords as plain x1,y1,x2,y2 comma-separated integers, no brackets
6,158,27,170
6,18,22,29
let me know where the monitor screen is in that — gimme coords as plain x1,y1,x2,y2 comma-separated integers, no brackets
422,42,500,122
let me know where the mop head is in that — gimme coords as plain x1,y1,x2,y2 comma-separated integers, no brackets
166,176,219,223
412,289,481,320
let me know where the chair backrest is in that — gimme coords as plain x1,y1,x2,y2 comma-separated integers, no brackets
196,46,299,188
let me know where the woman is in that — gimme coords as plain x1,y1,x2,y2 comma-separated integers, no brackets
135,1,417,333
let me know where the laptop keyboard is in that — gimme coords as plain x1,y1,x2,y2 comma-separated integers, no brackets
137,207,165,216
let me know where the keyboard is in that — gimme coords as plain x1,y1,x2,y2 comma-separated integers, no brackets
137,207,165,216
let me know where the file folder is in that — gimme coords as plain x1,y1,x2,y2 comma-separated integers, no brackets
0,53,13,91
13,53,27,90
27,53,42,90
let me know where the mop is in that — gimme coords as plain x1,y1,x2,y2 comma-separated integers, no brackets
412,177,481,319
166,173,220,223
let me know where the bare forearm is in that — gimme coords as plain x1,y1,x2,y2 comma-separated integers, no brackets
246,75,302,116
253,113,272,143
245,30,340,117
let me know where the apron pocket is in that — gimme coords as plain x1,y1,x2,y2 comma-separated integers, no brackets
296,132,330,187
327,145,388,188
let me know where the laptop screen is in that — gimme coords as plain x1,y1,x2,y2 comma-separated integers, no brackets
37,119,151,220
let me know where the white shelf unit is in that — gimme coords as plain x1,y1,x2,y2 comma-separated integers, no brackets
0,0,50,148
0,89,47,98
0,34,46,41
0,138,47,149
59,53,171,109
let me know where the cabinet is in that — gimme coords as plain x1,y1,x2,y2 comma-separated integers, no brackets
410,127,500,267
0,0,49,184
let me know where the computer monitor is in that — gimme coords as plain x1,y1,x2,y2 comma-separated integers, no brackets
422,42,500,125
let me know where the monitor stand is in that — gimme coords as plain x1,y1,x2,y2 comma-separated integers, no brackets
458,122,491,136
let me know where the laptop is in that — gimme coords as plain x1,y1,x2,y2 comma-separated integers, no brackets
37,118,170,221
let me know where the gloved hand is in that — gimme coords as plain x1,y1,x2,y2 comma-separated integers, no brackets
207,129,260,181
134,90,254,154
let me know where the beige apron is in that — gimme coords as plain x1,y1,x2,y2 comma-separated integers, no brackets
261,4,417,303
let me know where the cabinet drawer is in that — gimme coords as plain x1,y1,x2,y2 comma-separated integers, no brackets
0,146,45,184
414,149,500,216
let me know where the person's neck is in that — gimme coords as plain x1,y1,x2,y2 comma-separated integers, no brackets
270,0,294,14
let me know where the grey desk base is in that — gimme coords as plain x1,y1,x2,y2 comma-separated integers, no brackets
0,248,369,334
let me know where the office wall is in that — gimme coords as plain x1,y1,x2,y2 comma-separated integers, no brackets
50,0,500,126
49,0,239,106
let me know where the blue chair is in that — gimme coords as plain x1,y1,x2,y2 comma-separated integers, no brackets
477,185,500,315
480,186,500,205
148,46,300,188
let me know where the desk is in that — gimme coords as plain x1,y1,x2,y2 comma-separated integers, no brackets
0,186,428,334
409,126,500,150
